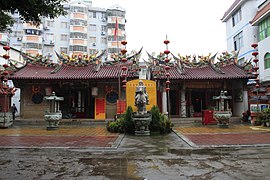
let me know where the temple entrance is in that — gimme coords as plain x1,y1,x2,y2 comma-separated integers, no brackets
191,90,206,117
60,89,94,119
169,90,179,116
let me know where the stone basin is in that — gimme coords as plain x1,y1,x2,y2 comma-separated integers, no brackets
213,111,232,128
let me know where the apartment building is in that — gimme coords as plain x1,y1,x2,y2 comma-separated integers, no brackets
0,0,126,62
250,1,270,86
221,0,258,65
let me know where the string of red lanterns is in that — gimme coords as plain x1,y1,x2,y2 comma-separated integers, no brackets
251,43,259,88
121,40,128,89
163,37,171,92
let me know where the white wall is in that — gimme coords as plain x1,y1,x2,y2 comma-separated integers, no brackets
225,0,258,62
258,36,270,83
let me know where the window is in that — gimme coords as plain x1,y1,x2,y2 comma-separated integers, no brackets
60,47,68,54
233,31,243,51
70,6,87,13
89,37,96,43
89,24,97,31
258,16,270,41
61,22,68,29
70,32,87,39
101,37,107,44
70,19,87,26
89,49,96,54
232,9,242,27
45,33,54,41
69,45,87,52
264,53,270,69
23,43,42,49
47,20,54,28
101,25,106,31
60,34,68,41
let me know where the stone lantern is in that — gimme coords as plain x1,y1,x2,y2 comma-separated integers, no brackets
213,90,232,128
44,92,64,130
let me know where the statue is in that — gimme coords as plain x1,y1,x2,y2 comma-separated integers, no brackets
135,80,149,114
132,80,152,135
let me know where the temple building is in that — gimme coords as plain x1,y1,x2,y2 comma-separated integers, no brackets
6,48,252,120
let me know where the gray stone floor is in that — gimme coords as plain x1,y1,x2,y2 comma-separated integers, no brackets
1,133,270,179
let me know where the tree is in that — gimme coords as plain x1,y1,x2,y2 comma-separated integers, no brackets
0,0,67,31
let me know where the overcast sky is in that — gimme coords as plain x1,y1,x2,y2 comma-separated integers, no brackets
93,0,235,59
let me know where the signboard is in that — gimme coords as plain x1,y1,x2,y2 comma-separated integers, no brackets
250,104,269,113
95,98,105,119
126,79,156,111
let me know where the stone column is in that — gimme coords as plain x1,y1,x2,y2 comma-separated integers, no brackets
180,83,186,117
162,90,167,114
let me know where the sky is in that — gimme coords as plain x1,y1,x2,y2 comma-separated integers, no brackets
93,0,235,59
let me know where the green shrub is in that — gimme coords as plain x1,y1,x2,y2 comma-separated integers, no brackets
124,106,135,134
107,105,173,134
149,105,173,134
258,108,270,126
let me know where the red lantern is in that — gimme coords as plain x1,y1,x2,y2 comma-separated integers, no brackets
166,87,170,92
164,58,170,63
165,66,170,70
122,84,126,89
166,80,170,85
3,54,10,59
121,40,127,45
3,46,10,51
121,58,127,63
122,73,127,77
122,79,127,84
3,64,9,68
164,40,170,44
253,58,259,63
254,66,259,71
166,72,170,77
252,51,258,56
251,43,258,48
164,49,170,55
121,49,127,54
255,84,260,88
121,66,127,71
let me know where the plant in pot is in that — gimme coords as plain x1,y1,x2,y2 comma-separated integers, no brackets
258,108,270,127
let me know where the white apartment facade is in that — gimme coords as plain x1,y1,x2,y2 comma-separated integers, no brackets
0,0,126,62
250,1,270,86
222,0,270,82
221,0,259,65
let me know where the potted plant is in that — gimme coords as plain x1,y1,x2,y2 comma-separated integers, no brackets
258,108,270,127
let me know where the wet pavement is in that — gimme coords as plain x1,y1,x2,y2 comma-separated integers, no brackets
0,120,270,179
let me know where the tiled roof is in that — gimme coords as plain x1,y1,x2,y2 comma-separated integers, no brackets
9,63,121,80
250,2,270,25
164,63,248,80
221,0,242,22
9,62,249,81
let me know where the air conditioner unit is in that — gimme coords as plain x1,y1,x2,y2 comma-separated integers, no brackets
102,18,106,22
44,26,49,30
50,40,54,44
92,43,96,46
101,31,105,35
47,53,52,57
17,37,22,41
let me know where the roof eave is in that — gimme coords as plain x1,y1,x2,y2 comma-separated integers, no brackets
221,0,245,22
251,10,270,26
